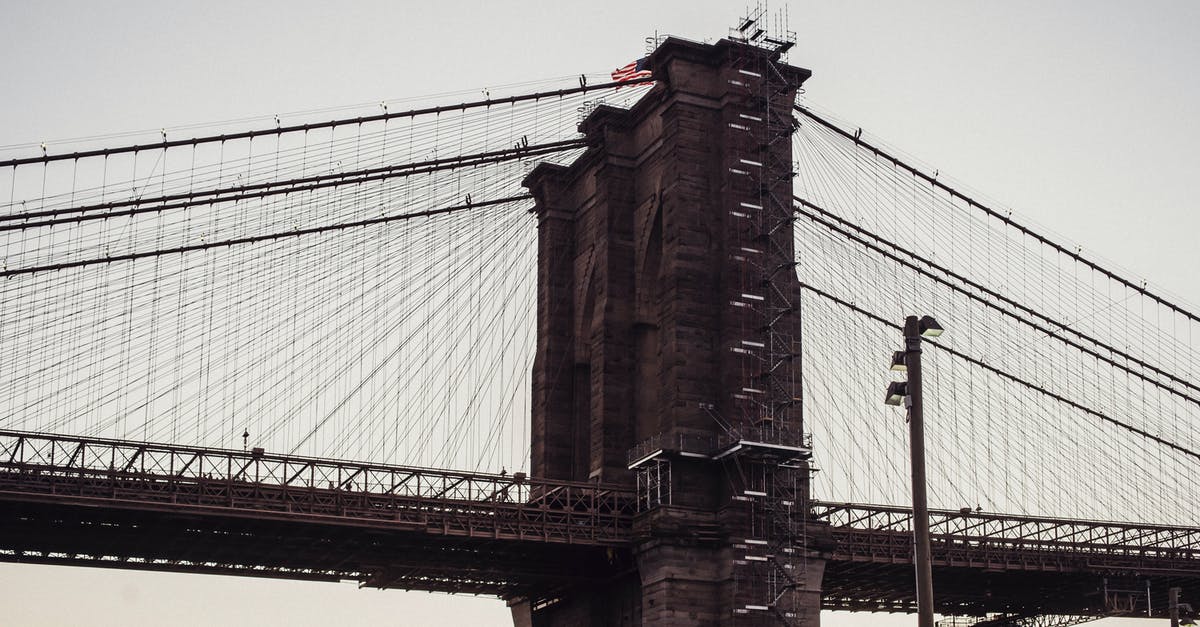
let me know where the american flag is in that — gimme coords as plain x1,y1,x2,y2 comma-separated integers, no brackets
611,57,652,84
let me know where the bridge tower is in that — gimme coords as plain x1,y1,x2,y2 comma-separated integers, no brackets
520,37,829,626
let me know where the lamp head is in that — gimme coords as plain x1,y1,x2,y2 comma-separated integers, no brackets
884,381,908,406
918,315,944,338
889,351,907,372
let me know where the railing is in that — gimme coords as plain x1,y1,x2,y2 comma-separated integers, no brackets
2,430,1195,564
0,429,637,546
813,500,1200,570
714,425,812,455
626,428,812,468
626,431,716,467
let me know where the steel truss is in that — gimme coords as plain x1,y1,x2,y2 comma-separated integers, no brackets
0,429,635,546
1,429,1196,607
812,501,1200,569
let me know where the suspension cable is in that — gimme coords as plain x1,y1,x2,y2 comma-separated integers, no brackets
0,195,531,277
795,104,1200,327
1,76,652,169
794,196,1200,404
799,281,1200,463
1,140,581,230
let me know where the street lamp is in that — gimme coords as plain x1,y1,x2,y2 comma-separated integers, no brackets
884,314,943,627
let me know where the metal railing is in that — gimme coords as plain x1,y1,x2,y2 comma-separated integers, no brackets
3,429,1194,568
714,425,812,453
626,428,812,467
0,429,637,546
625,431,716,467
813,501,1200,569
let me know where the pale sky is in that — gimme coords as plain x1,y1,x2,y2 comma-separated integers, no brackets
1,1,1196,625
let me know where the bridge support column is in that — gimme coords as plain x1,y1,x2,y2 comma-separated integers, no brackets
636,539,729,624
526,36,827,626
633,509,829,626
520,575,643,626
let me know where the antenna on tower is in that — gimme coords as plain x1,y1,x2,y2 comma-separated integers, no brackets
644,30,665,55
729,2,796,59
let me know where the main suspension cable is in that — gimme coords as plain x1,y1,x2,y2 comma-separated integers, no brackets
794,196,1200,404
1,77,652,169
1,140,580,230
795,104,1200,327
1,194,531,277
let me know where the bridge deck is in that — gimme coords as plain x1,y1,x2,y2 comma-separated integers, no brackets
0,429,637,598
811,501,1200,614
0,430,634,544
1,430,1196,612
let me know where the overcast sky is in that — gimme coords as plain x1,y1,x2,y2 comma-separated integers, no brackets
1,1,1196,625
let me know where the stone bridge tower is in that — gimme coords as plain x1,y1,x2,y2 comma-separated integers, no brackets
520,37,829,626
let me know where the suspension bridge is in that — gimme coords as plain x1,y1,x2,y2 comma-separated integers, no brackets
0,31,1196,627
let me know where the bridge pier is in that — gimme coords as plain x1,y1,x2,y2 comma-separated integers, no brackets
510,511,829,627
524,37,829,626
636,535,730,625
511,576,643,626
634,512,828,626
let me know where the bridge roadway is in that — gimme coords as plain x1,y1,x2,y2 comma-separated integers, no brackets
0,430,1196,618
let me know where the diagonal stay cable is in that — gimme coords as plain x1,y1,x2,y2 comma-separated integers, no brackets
799,281,1200,463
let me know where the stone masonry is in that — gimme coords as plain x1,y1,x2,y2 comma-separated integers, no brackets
518,37,829,627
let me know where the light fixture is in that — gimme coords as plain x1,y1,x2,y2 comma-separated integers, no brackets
918,315,944,338
884,381,908,406
891,315,940,627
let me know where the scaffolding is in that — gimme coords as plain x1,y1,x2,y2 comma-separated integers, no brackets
723,8,808,624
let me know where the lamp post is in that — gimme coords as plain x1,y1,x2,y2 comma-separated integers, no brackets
884,314,942,627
